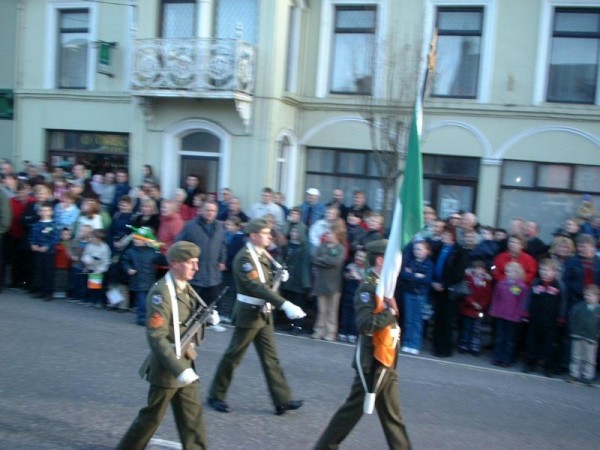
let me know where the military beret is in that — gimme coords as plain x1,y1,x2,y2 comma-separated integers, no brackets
245,218,271,235
167,241,200,262
365,239,388,256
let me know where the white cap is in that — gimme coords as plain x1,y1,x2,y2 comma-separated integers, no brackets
306,188,320,196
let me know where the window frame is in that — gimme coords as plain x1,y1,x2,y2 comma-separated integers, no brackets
534,0,600,105
431,6,484,99
45,1,97,90
546,6,600,104
426,0,496,103
316,0,387,98
160,0,197,39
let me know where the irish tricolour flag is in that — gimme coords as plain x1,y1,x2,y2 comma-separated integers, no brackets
375,95,424,312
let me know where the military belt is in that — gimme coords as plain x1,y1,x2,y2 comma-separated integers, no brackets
236,294,265,306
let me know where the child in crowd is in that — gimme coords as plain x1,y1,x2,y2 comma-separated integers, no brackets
311,226,347,341
81,229,111,307
488,261,529,367
67,224,93,302
29,202,59,300
522,259,565,376
122,232,160,326
458,260,492,356
400,240,433,354
338,249,367,343
357,212,384,249
221,216,246,321
54,227,73,299
566,284,600,385
53,192,80,231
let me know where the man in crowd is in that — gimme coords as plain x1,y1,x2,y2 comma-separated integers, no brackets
207,218,306,415
176,201,227,331
300,188,325,227
326,188,349,221
249,187,285,229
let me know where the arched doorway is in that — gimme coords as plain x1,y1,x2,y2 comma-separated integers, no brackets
162,119,230,198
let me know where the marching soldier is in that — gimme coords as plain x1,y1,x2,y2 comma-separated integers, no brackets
207,218,306,415
117,241,217,450
314,239,412,450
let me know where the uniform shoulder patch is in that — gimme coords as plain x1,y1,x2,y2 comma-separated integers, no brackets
152,295,162,305
149,312,165,329
242,262,253,272
360,292,371,303
247,270,259,281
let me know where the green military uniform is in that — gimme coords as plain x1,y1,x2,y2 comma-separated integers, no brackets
117,272,208,450
208,242,294,407
314,263,411,449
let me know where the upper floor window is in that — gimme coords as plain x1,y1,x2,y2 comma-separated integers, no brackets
58,9,89,89
161,0,196,38
547,8,600,104
330,5,377,95
215,0,258,44
431,7,483,98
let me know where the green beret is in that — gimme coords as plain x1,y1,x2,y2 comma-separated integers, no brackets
167,241,200,262
245,218,271,235
365,239,388,256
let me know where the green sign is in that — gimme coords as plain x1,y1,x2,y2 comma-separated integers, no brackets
97,41,116,77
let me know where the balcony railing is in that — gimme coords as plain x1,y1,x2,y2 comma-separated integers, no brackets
131,38,255,96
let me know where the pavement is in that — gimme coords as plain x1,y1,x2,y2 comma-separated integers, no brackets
0,288,599,450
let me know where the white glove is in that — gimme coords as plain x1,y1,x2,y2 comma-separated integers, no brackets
281,269,290,282
208,310,220,325
281,301,306,320
177,368,199,385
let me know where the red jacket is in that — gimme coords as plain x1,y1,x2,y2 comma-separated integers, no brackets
55,242,72,269
492,251,538,286
9,196,35,239
459,270,493,318
157,212,184,252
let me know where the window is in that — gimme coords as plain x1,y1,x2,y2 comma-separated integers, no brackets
47,130,129,174
275,137,291,194
215,0,258,44
285,4,301,92
431,7,483,98
306,147,384,210
58,9,89,89
330,5,377,94
547,8,600,104
499,160,600,242
423,155,479,218
161,0,196,38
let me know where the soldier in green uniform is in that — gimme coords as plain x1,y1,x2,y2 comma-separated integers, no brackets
208,218,306,415
117,241,216,450
314,239,412,450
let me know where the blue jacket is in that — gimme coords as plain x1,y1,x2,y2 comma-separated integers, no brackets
562,255,600,307
29,220,60,253
400,256,433,296
300,201,325,226
122,245,159,292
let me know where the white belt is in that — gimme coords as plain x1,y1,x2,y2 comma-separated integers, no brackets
236,294,266,306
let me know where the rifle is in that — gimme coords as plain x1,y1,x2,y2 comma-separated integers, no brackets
180,286,229,351
270,264,286,292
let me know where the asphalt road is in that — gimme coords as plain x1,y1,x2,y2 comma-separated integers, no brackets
0,290,598,450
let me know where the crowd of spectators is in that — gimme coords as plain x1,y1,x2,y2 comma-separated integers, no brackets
1,157,599,384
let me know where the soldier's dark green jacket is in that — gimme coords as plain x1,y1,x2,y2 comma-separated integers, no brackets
353,270,399,373
231,245,287,328
140,276,205,387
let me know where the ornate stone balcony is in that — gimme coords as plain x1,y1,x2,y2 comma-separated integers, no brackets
131,38,255,128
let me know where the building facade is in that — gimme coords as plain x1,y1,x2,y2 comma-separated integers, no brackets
8,0,600,242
